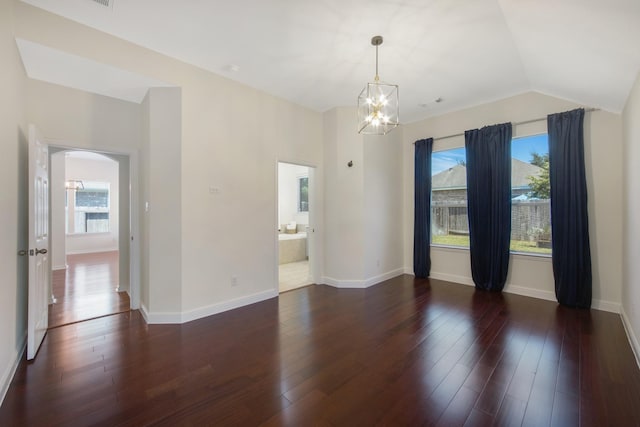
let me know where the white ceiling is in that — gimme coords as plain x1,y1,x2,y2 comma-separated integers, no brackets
18,0,640,122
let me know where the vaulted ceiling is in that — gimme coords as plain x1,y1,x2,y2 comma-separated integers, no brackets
19,0,640,122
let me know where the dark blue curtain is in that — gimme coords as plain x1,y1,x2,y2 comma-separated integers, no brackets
465,123,512,291
548,109,592,308
414,138,433,278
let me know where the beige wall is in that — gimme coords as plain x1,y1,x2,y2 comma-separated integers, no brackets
26,79,142,152
623,71,640,362
363,130,404,280
13,1,324,322
0,0,27,404
322,107,404,286
144,87,182,317
403,92,624,311
323,107,365,283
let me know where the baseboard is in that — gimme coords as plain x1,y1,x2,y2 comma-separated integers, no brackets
139,302,149,323
139,302,182,324
429,272,620,313
66,248,118,255
429,272,475,287
322,268,405,289
0,332,26,408
52,264,67,271
591,299,621,313
621,306,640,370
181,289,278,324
140,289,279,324
503,283,556,303
364,268,405,287
322,277,368,288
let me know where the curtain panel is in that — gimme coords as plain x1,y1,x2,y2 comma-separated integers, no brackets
548,108,592,308
465,123,512,291
414,138,434,278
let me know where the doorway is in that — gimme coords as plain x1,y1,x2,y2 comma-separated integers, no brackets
277,162,314,292
48,149,131,327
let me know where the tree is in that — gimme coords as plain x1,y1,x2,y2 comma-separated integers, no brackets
527,152,550,199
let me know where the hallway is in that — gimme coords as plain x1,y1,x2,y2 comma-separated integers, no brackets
48,251,129,327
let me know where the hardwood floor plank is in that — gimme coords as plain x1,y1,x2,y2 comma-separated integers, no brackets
49,251,129,328
2,275,640,426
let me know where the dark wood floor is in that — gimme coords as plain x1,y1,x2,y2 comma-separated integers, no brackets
2,275,640,426
49,251,130,328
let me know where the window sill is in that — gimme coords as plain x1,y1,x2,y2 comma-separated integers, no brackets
430,244,552,259
510,251,552,260
66,232,111,237
431,244,469,251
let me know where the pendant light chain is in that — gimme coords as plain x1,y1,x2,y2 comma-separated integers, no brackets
375,44,379,82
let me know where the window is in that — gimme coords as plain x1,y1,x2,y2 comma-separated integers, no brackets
431,147,469,247
67,181,110,234
298,176,309,212
510,134,551,255
430,136,552,255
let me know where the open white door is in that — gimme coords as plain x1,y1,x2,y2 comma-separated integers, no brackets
27,124,49,360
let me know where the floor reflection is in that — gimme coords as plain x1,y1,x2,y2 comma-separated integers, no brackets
48,251,129,327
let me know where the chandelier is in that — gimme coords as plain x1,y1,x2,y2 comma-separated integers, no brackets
357,35,399,135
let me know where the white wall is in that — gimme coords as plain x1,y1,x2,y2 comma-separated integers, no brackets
0,0,27,406
363,130,404,280
142,87,182,317
323,107,404,286
623,71,640,364
26,79,142,152
323,108,365,283
403,92,623,312
64,155,119,255
278,163,309,228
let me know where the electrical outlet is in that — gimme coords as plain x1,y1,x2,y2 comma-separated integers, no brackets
231,275,238,287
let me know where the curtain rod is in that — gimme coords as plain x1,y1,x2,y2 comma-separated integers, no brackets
414,107,600,144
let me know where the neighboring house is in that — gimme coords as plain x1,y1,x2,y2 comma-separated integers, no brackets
432,158,543,203
432,159,548,240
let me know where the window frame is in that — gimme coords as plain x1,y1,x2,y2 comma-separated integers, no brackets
66,181,111,236
297,175,309,213
428,133,552,258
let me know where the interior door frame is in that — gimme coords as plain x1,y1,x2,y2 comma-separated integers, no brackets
47,141,141,311
275,159,320,289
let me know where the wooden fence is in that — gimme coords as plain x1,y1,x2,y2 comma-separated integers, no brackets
431,200,550,241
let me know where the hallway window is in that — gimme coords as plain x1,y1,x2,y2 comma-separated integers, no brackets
67,181,110,234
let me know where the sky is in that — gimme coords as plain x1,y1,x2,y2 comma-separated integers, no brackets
432,134,549,175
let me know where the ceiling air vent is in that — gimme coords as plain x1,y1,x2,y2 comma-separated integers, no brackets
90,0,112,8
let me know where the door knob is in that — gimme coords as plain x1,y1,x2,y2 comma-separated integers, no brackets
35,248,48,255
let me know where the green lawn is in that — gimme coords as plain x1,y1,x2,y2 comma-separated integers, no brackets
431,234,552,255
